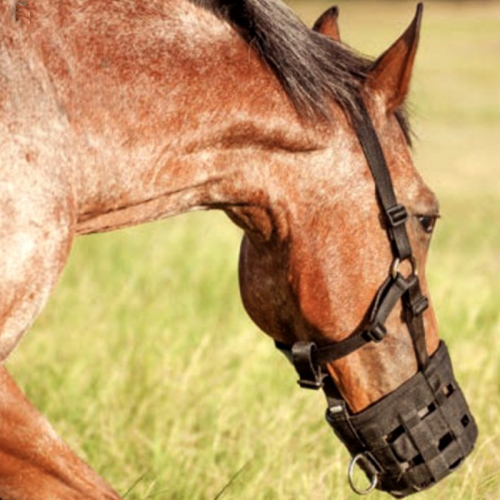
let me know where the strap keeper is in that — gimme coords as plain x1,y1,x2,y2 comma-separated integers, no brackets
291,342,323,390
404,275,430,316
386,204,408,228
364,322,387,343
411,295,429,317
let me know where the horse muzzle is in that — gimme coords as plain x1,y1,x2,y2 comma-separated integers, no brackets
324,341,477,498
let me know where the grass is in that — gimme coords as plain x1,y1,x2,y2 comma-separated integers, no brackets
6,1,500,499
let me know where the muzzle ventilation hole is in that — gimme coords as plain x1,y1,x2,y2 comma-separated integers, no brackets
385,425,405,445
418,402,436,420
442,383,455,397
438,432,454,452
461,414,471,428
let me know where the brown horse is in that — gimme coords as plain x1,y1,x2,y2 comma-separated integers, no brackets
0,1,476,498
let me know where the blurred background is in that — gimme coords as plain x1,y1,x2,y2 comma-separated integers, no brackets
7,1,500,499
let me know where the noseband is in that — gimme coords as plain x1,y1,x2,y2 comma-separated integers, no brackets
276,100,477,497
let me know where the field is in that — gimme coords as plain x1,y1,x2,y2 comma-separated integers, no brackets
6,1,500,499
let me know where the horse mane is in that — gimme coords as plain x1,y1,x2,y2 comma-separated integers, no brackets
192,0,412,142
192,0,370,120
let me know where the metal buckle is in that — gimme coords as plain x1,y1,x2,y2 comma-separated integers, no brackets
298,378,323,390
291,342,323,390
391,256,418,279
386,204,408,228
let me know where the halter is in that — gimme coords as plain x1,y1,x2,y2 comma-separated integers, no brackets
275,99,477,497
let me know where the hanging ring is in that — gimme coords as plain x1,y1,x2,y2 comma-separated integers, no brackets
391,256,418,279
348,453,378,496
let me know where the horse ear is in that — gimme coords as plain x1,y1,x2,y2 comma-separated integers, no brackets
365,3,423,113
313,6,341,42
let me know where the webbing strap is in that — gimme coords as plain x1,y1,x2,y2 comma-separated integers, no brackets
352,99,413,262
275,272,427,388
314,273,411,365
352,100,430,369
403,277,430,368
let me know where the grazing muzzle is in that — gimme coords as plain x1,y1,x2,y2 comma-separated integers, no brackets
276,338,477,497
324,341,477,497
275,99,477,497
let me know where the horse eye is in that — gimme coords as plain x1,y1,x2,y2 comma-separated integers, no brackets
418,215,438,234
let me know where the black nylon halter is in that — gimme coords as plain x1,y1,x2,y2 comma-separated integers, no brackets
352,98,429,369
274,99,477,498
276,98,430,385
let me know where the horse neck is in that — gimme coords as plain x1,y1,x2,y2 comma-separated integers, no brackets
18,0,327,235
0,1,15,22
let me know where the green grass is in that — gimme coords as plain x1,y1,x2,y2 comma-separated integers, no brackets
6,2,500,499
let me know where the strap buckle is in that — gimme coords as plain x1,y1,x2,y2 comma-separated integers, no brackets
403,275,430,317
386,204,408,228
291,342,324,390
391,256,418,279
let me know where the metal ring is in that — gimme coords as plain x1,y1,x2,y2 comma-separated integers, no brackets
391,256,418,279
348,453,378,496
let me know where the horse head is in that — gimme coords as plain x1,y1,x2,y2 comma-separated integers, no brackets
238,5,476,497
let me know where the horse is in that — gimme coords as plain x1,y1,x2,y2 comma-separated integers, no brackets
0,1,477,498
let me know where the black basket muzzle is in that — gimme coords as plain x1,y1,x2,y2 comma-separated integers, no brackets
324,342,477,497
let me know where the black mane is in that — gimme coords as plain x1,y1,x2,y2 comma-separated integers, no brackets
193,0,412,140
193,0,370,118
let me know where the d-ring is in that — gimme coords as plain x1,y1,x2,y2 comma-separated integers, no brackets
348,453,378,496
391,256,418,279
